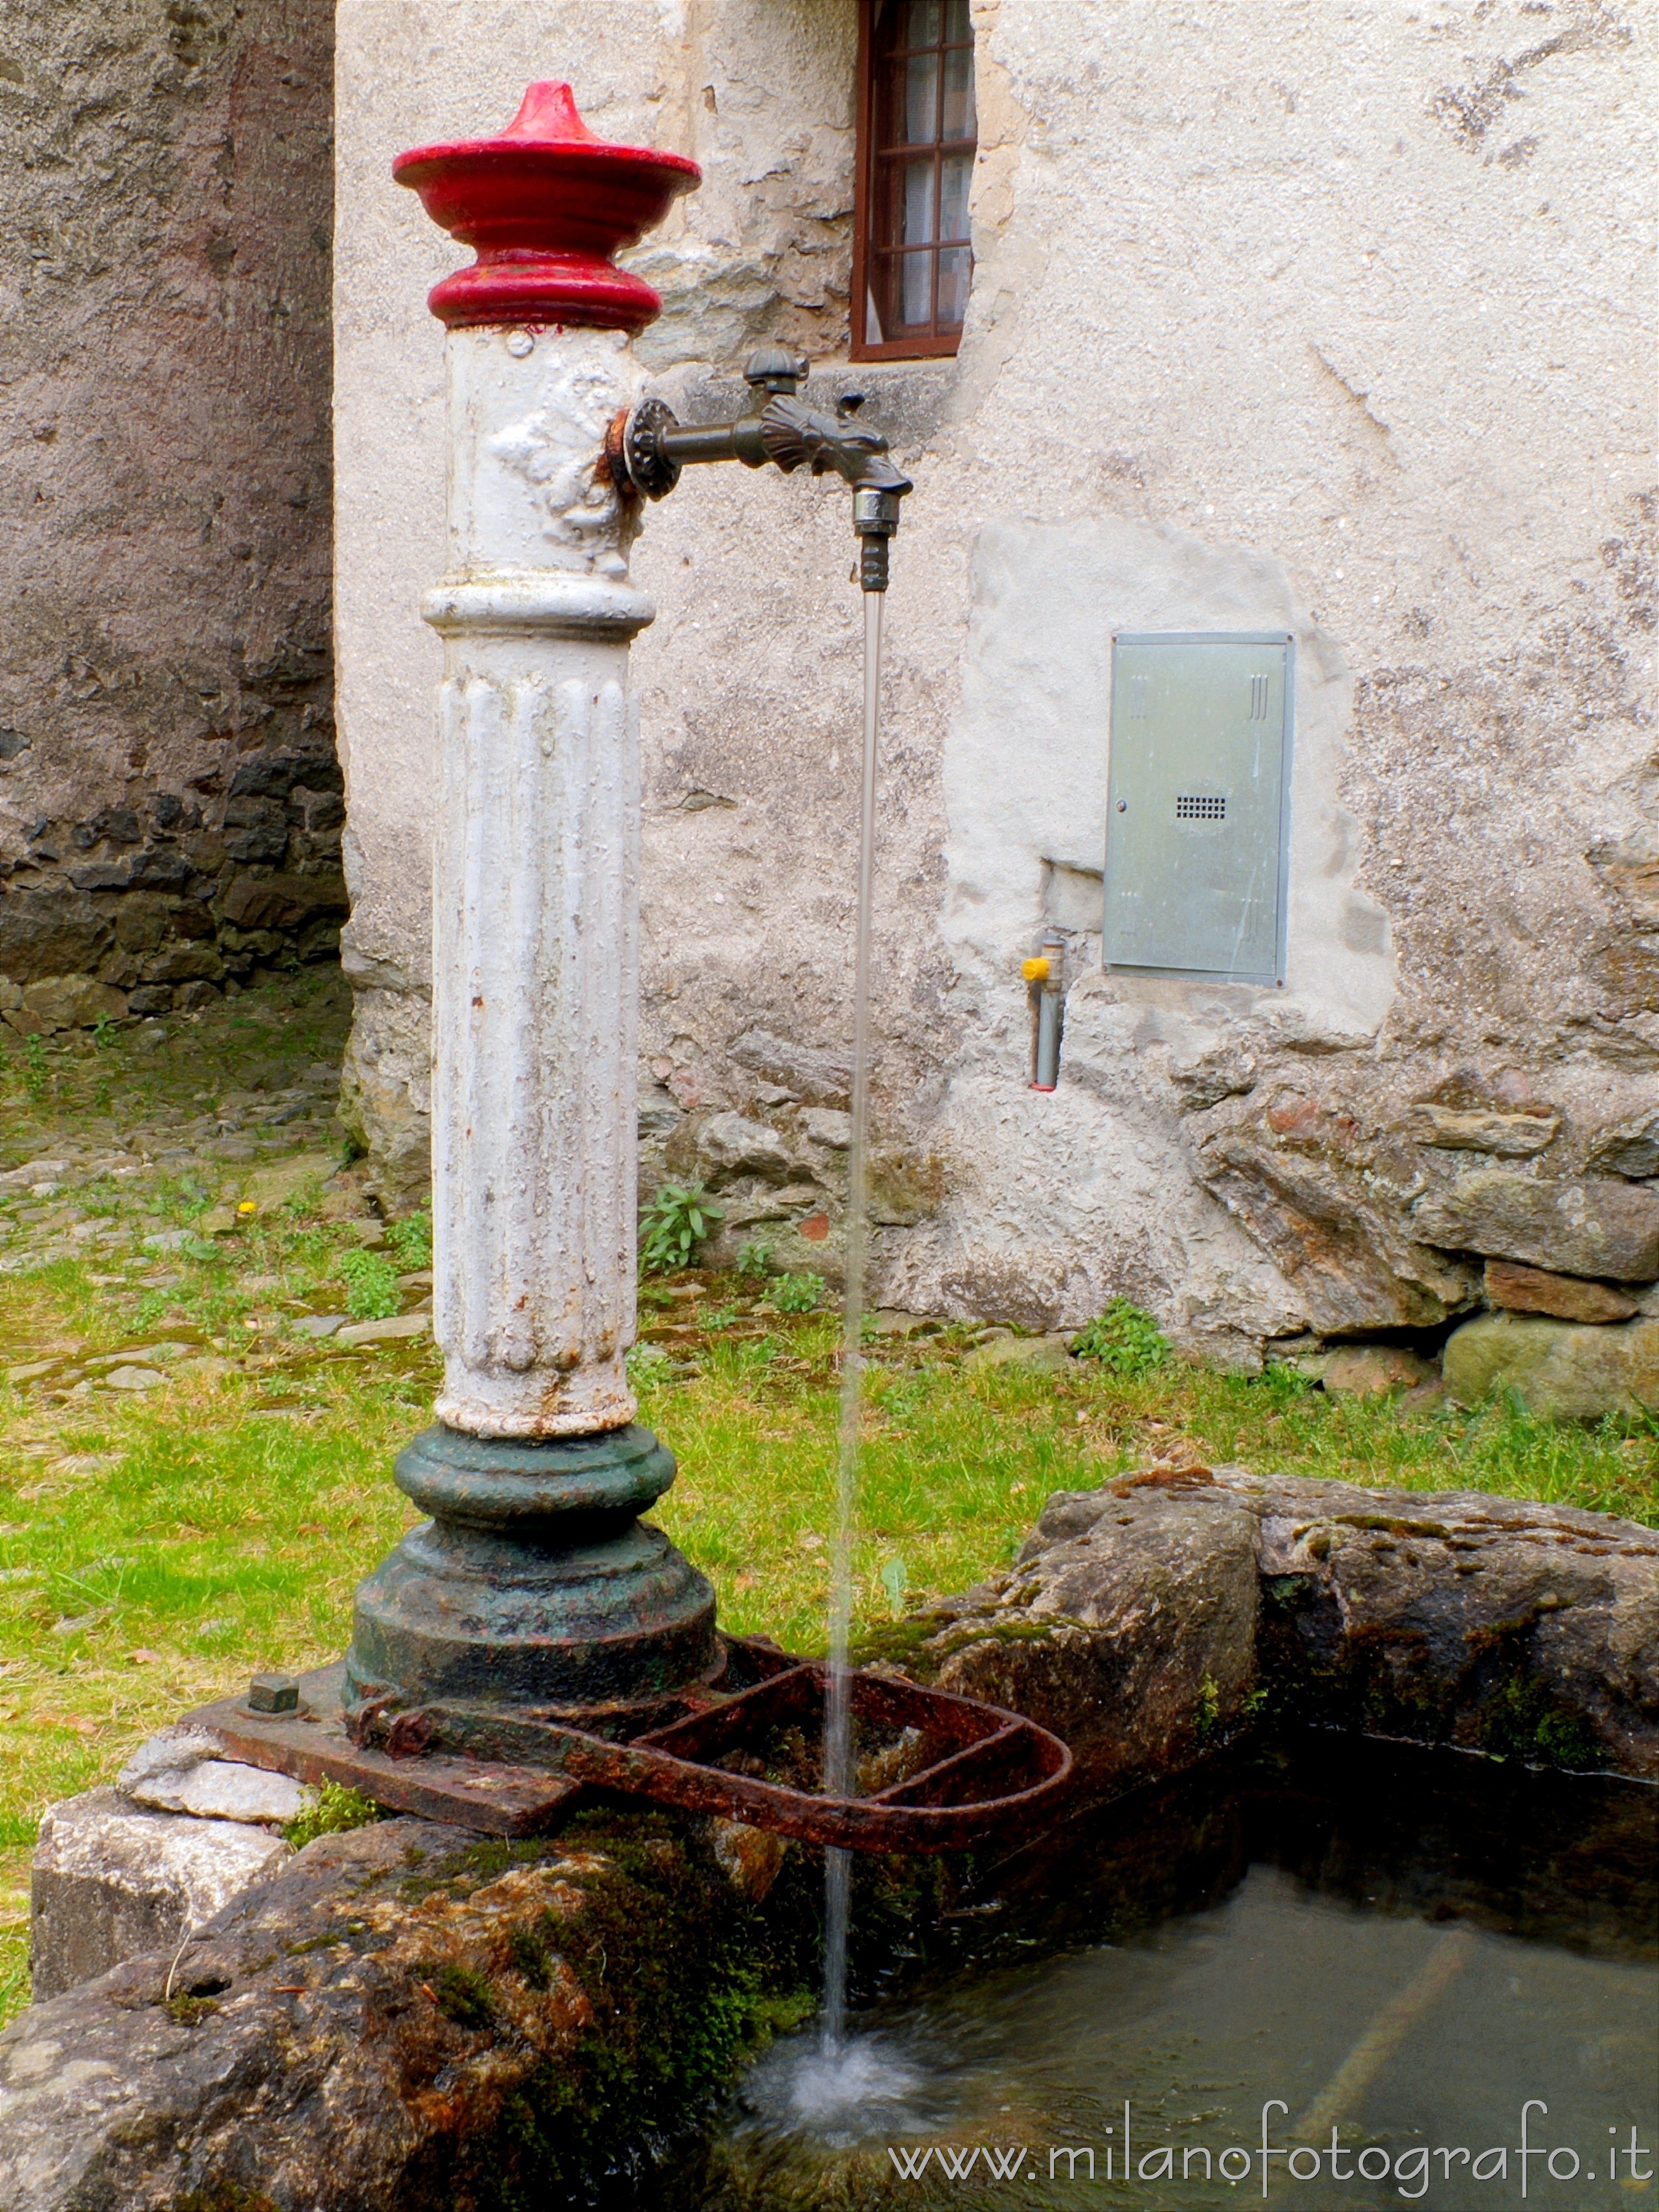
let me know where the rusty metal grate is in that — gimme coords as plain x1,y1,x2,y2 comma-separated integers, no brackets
186,1637,1072,1851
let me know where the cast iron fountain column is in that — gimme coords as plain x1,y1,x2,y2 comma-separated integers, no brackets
343,84,719,1726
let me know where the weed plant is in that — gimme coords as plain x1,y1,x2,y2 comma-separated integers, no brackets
640,1181,722,1274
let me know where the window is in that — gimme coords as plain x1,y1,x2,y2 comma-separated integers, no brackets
853,0,977,360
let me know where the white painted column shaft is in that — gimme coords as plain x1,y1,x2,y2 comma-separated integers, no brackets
424,326,651,1439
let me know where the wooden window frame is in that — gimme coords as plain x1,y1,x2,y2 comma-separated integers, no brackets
851,0,975,363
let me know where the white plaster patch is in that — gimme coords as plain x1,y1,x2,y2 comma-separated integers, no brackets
943,514,1395,1035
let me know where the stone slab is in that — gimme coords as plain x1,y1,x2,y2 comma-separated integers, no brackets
30,1790,288,2002
901,1473,1262,1794
124,1761,307,1826
962,1332,1075,1374
335,1312,428,1346
1484,1258,1639,1325
1406,1104,1559,1156
1413,1171,1659,1283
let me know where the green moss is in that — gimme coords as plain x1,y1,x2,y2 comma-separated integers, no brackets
172,2187,281,2212
1265,1574,1316,1606
163,1992,222,2026
418,1960,496,2030
848,1608,955,1676
1478,1674,1606,1770
1195,1673,1222,1742
977,1614,1079,1646
283,1780,383,1850
468,1819,760,2206
507,1917,554,1990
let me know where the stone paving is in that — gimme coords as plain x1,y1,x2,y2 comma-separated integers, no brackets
0,968,440,1408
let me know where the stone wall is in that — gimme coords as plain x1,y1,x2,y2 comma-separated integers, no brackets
333,0,1656,1359
0,0,338,1032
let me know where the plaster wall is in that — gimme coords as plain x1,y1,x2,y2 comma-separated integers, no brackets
0,0,340,1018
333,0,1655,1358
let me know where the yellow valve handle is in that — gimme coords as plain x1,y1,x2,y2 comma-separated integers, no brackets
1022,957,1050,983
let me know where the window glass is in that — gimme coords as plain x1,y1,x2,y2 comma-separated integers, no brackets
938,153,971,242
904,51,938,142
860,0,976,353
941,44,975,138
901,159,936,247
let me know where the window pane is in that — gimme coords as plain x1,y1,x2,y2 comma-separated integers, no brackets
937,245,970,328
900,156,936,246
901,251,935,328
943,0,971,41
902,51,938,142
942,46,975,139
902,0,943,44
939,152,971,241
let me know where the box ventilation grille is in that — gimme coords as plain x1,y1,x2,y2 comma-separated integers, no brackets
1175,794,1227,821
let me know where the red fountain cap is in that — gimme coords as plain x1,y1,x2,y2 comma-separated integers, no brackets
394,81,701,332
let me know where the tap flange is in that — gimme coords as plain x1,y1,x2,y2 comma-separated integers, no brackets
615,395,682,501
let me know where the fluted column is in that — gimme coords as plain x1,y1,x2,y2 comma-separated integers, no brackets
427,325,649,1438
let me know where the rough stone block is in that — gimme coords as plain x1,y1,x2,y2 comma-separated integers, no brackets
1321,1343,1437,1396
726,1028,852,1108
1406,1104,1559,1156
1197,1128,1479,1333
684,1110,794,1183
1413,1171,1659,1282
30,1789,288,2001
0,1812,749,2210
220,870,348,932
963,1332,1074,1374
0,890,112,987
1588,1112,1659,1182
908,1476,1263,1794
1484,1258,1639,1324
1442,1311,1659,1421
18,974,127,1032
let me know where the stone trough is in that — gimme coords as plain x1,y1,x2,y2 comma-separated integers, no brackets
4,1465,1651,2211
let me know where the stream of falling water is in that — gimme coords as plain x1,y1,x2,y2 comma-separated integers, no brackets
817,585,885,2064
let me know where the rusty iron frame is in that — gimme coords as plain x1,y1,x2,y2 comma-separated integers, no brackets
186,1638,1073,1851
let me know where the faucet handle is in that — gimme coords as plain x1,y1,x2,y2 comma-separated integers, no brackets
743,346,810,395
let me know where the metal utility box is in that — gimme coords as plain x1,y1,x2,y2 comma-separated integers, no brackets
1103,633,1293,984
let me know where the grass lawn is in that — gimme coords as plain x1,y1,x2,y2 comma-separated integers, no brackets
0,988,1653,2029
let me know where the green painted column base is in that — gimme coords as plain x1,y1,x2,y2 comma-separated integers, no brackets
345,1423,718,1725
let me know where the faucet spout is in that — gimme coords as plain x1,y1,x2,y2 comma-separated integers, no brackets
608,349,912,591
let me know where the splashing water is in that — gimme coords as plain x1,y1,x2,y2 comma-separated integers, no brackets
820,586,885,2057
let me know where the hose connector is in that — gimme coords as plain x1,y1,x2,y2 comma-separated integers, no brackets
853,483,906,594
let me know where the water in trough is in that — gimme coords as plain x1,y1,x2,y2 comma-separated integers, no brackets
647,1735,1657,2210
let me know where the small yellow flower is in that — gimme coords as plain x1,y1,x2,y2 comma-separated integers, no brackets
237,1201,257,1217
